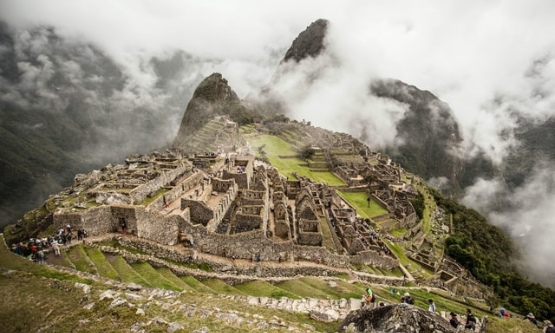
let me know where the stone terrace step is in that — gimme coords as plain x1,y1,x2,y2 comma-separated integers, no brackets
180,275,216,293
131,261,183,291
155,267,196,292
66,243,97,275
106,254,151,287
84,247,120,280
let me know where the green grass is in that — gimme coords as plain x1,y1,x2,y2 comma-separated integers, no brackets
155,267,195,291
46,249,75,268
275,277,366,300
390,228,408,237
248,135,345,185
201,279,247,296
418,185,436,234
66,244,97,275
385,240,434,278
337,191,389,219
275,279,333,299
373,285,491,319
0,272,93,333
131,261,183,291
84,247,120,280
234,280,301,299
106,255,151,286
180,275,215,293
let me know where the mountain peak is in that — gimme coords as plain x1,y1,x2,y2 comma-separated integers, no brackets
283,18,329,63
192,72,238,102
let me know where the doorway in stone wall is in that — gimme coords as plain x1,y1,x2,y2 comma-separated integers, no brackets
119,217,127,233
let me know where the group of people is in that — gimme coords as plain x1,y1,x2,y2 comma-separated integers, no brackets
10,225,88,262
523,312,555,332
497,308,555,331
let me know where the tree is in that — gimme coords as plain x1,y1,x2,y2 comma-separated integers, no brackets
299,145,314,160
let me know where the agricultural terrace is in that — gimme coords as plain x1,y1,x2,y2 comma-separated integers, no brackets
337,191,389,218
248,135,345,186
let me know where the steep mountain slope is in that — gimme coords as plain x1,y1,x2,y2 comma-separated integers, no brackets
173,73,259,148
503,115,555,188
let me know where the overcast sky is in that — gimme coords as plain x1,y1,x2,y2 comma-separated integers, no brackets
3,0,555,160
2,0,555,284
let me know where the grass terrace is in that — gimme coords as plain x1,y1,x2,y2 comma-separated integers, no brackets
337,191,389,219
248,135,345,185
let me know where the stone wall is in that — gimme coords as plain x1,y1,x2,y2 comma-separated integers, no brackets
298,230,323,246
235,205,265,233
111,205,141,234
222,171,249,189
370,193,390,211
181,199,213,226
129,163,189,203
135,210,181,246
351,249,399,270
223,156,253,189
400,212,418,228
286,180,301,199
179,219,350,267
274,219,290,239
207,183,238,232
212,178,236,193
53,206,115,236
147,171,203,211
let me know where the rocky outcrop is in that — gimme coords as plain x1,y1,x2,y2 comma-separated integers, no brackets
339,303,456,333
283,19,329,63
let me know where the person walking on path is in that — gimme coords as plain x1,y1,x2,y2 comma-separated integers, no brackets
51,241,60,256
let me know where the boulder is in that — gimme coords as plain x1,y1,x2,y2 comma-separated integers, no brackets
339,304,456,333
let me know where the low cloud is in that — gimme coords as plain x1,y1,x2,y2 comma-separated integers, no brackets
463,164,555,287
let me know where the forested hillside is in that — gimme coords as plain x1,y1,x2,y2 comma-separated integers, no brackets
432,188,555,320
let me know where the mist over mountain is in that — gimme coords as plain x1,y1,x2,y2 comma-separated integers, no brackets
0,22,208,227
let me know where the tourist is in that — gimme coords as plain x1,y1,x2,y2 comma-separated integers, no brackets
401,292,414,305
544,320,555,333
465,309,477,331
428,299,436,313
449,312,460,328
36,247,45,264
121,220,126,234
524,313,538,327
364,288,375,308
51,240,61,256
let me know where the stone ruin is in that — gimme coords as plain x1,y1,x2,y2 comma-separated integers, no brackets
39,117,491,300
